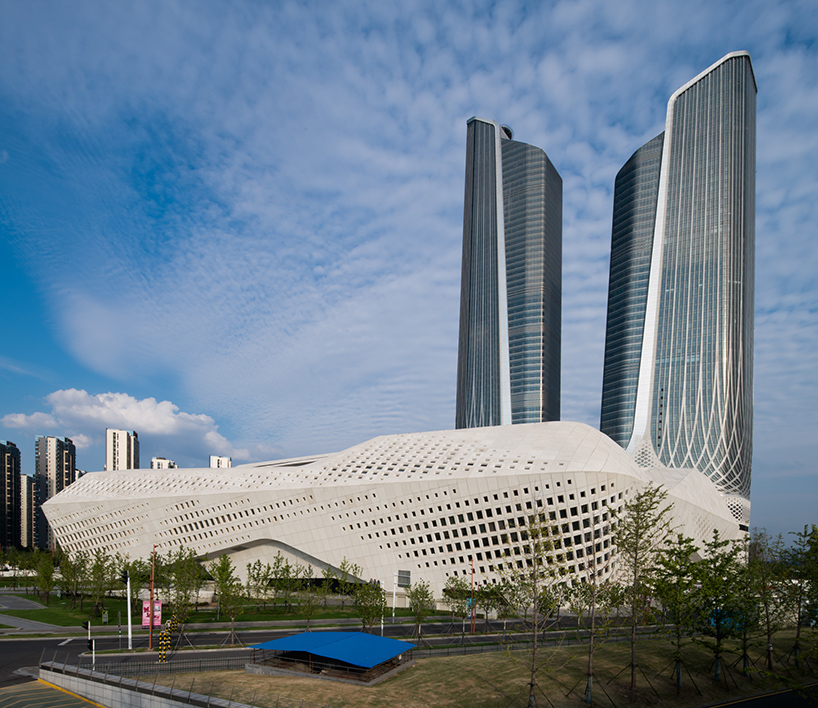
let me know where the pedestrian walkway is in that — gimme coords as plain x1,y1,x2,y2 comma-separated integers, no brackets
0,613,63,633
0,591,64,632
0,679,101,707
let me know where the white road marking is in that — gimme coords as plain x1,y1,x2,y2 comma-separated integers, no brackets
59,638,73,646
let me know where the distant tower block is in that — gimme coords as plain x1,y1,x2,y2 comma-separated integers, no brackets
151,457,177,470
106,429,140,471
35,435,76,549
0,441,22,549
209,455,232,468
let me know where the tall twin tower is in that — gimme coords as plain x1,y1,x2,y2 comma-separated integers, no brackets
456,51,756,526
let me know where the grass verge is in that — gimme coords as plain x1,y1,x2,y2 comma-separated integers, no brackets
160,631,817,708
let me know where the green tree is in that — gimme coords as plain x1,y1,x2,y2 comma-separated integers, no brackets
335,557,362,610
58,550,90,610
274,556,302,613
88,549,113,617
654,533,700,694
5,547,21,590
406,579,435,642
746,528,787,672
319,566,336,609
33,550,55,604
782,525,818,667
693,530,743,684
245,560,270,612
168,547,205,647
498,513,567,708
298,568,321,630
207,554,244,646
614,484,673,694
354,581,386,633
443,575,470,640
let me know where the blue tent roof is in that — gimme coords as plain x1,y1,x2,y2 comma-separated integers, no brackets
251,631,416,669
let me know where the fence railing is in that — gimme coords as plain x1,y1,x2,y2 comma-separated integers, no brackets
41,649,255,677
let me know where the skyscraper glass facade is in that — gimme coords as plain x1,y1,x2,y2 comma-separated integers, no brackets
601,135,664,447
601,52,756,526
456,118,561,429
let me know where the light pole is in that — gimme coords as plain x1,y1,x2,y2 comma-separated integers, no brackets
470,558,475,635
149,545,156,651
392,571,397,624
121,569,133,650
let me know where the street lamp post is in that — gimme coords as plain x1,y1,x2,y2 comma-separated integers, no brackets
392,571,397,624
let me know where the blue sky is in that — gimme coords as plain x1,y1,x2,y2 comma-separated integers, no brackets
0,0,816,538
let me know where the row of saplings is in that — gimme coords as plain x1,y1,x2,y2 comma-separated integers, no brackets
436,486,818,706
11,485,818,702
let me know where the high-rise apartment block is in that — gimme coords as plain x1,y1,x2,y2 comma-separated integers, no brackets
35,435,77,549
151,457,177,470
0,442,22,549
105,429,139,471
209,455,232,469
600,52,756,526
20,473,37,548
456,118,562,429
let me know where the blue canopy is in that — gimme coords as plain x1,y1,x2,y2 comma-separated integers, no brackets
251,631,416,669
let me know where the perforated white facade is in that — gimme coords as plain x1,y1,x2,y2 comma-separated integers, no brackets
43,422,739,598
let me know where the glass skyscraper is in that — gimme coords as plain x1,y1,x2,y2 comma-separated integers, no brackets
600,52,756,526
456,118,562,429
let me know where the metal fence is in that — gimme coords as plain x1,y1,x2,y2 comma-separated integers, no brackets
42,649,255,677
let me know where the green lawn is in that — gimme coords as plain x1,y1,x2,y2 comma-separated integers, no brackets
0,594,416,628
0,595,131,627
165,630,818,708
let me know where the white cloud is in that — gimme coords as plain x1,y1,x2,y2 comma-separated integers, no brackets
2,390,247,465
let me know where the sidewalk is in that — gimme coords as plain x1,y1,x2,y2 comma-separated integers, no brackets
0,593,65,632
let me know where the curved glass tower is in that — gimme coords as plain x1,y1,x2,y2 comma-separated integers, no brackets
456,118,562,429
601,52,756,527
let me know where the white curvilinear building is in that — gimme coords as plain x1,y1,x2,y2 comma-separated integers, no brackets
43,422,739,599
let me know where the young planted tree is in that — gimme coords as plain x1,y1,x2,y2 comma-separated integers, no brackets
245,560,273,612
745,528,787,673
654,533,700,694
277,557,303,614
354,581,386,633
614,484,673,693
498,513,567,708
571,576,620,706
782,525,818,668
88,549,113,617
208,554,244,646
693,529,743,684
566,502,621,708
335,557,363,611
443,575,471,640
319,566,335,609
58,550,90,610
5,547,21,590
406,579,435,643
168,547,205,648
298,567,321,630
33,550,55,604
